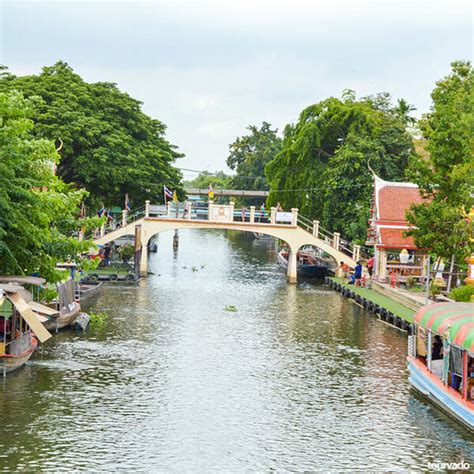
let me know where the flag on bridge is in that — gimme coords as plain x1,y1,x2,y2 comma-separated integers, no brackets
172,191,178,203
208,184,214,200
163,185,173,204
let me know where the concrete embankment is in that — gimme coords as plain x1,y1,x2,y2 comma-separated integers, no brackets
325,277,416,332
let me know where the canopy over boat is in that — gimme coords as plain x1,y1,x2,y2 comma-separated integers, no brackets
414,303,474,354
0,284,52,343
0,276,46,286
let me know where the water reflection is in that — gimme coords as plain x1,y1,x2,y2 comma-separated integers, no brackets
0,229,472,471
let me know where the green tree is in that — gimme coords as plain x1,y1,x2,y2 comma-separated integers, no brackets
406,61,474,262
226,122,282,205
0,61,183,209
265,93,413,242
395,98,417,126
0,91,93,281
184,171,231,190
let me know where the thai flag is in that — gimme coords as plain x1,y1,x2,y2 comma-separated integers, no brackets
125,193,131,212
97,207,106,218
164,186,173,199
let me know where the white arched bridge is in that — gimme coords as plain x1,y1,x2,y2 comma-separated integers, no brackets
92,201,360,283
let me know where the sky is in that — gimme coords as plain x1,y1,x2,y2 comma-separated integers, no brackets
1,0,472,179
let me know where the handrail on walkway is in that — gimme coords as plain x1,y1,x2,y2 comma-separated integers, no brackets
91,200,366,261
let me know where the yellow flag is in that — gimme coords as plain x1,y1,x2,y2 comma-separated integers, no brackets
208,184,214,200
173,191,178,202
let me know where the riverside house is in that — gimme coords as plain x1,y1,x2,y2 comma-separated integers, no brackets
367,175,429,284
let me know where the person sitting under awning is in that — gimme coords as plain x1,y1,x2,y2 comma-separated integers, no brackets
0,317,11,341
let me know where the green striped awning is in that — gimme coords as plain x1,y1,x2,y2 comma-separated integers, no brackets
414,303,474,353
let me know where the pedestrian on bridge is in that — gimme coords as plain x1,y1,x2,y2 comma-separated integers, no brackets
259,203,266,222
241,206,247,222
183,201,190,219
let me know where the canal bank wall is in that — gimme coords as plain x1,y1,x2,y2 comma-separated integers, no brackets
325,277,416,333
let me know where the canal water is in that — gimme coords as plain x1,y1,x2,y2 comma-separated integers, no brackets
0,229,472,471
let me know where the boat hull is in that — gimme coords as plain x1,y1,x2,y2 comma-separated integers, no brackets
43,302,81,331
253,232,273,240
407,356,474,432
0,336,37,374
277,253,328,278
78,281,103,301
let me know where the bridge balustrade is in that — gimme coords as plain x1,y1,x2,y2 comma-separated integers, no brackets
92,200,366,264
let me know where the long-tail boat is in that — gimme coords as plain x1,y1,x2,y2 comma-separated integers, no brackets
0,283,52,376
0,276,81,331
277,249,328,278
407,302,474,432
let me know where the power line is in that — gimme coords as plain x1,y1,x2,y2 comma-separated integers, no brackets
178,167,217,174
266,184,370,193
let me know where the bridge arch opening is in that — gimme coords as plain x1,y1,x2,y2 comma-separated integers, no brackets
140,227,299,282
93,215,356,284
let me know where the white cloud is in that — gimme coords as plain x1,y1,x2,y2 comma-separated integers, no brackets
191,95,219,112
1,0,472,175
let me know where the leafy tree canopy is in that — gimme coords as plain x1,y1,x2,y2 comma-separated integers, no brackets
0,90,94,281
406,60,474,262
226,122,282,205
0,61,183,209
265,91,414,242
184,171,231,190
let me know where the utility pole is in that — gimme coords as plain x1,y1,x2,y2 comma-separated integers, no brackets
425,255,431,304
446,254,455,293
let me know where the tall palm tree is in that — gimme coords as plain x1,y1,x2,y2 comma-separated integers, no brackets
395,98,417,125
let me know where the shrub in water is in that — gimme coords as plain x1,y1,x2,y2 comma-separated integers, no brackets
89,311,108,328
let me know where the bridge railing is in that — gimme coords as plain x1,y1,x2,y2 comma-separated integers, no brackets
126,205,146,223
297,214,359,259
91,201,368,261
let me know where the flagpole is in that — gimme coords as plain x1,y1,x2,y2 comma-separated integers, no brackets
163,186,167,206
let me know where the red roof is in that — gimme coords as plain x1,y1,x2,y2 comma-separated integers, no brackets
378,186,425,222
379,228,417,249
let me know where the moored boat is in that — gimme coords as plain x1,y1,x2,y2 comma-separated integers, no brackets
77,281,103,301
277,249,328,278
148,239,158,252
0,283,52,375
252,232,274,241
43,279,81,331
407,302,474,432
0,276,82,331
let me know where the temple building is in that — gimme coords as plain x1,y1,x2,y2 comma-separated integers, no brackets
367,175,428,282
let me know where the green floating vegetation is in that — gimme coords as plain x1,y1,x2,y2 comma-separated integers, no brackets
224,305,238,312
89,311,108,328
331,277,416,322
